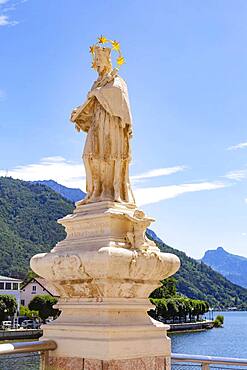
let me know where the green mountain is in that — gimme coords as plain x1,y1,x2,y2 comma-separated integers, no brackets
0,177,74,278
34,180,86,203
147,230,247,309
0,177,246,309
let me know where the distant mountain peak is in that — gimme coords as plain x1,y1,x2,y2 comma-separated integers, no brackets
202,246,247,289
33,180,86,203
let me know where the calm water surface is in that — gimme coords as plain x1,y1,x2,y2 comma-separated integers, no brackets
169,311,247,358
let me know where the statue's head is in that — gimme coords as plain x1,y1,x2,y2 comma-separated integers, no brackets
90,36,125,75
94,46,112,74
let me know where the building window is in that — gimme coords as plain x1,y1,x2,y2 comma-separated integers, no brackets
5,282,11,290
21,300,25,306
0,282,4,290
13,283,18,290
32,285,37,294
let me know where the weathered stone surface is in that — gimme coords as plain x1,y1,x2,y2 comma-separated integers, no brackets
47,356,169,370
30,38,180,368
84,358,102,370
48,356,84,370
102,356,165,369
71,45,134,205
31,202,180,301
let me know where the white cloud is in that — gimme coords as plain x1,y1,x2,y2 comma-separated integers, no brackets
134,181,228,206
131,165,186,181
1,160,187,191
224,169,247,181
0,0,25,25
0,14,9,25
228,142,247,151
0,156,86,190
0,14,17,26
0,158,228,206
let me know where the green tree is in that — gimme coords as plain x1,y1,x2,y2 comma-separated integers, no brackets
150,277,177,299
214,314,224,327
150,297,209,323
191,300,210,321
0,177,74,278
19,305,39,319
28,295,59,322
0,294,17,322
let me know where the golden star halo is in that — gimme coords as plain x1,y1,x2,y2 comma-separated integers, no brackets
90,35,125,70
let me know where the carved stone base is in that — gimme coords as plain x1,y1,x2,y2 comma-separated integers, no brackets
41,298,171,360
31,202,179,368
30,202,180,300
46,355,171,370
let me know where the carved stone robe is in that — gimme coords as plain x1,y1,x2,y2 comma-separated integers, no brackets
75,74,135,204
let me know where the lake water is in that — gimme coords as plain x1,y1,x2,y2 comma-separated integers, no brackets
169,311,247,358
0,312,246,369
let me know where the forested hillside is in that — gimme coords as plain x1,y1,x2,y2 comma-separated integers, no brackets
147,230,247,309
0,177,246,309
34,180,85,203
0,177,74,278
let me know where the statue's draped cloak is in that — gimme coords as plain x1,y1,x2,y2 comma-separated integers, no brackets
75,74,135,204
83,76,132,161
91,76,132,129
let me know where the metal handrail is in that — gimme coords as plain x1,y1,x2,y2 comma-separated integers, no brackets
0,340,57,355
172,353,247,367
0,345,246,367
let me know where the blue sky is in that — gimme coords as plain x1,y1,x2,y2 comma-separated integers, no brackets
0,0,247,258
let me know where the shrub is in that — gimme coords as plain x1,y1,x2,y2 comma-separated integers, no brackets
28,295,59,322
0,294,17,322
19,305,39,318
213,315,224,327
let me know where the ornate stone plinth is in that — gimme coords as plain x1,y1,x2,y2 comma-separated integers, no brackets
31,202,180,369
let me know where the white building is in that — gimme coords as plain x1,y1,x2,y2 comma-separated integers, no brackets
0,275,22,311
21,277,59,307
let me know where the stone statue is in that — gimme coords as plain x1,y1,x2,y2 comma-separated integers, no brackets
71,43,135,205
31,38,180,368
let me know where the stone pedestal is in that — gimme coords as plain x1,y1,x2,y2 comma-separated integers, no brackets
31,202,180,369
47,355,170,369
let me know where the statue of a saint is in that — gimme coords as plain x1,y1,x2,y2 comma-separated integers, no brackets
71,39,135,205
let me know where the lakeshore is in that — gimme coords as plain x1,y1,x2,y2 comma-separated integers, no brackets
170,311,247,358
0,319,214,342
168,320,214,333
0,329,42,341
